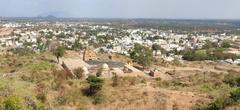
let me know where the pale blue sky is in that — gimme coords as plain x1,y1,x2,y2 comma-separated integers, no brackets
0,0,240,19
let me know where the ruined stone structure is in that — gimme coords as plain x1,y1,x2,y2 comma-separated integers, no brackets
100,63,111,77
123,65,133,73
59,58,91,78
149,69,158,77
83,47,97,61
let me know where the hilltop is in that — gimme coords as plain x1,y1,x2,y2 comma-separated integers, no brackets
0,51,240,110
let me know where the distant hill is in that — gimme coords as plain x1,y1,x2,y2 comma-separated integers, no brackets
35,15,59,21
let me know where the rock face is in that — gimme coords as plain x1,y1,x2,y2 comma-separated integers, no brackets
83,47,97,61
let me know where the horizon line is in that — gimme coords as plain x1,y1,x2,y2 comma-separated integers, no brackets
1,16,240,21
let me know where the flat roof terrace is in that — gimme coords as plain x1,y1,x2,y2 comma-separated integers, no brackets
85,60,125,68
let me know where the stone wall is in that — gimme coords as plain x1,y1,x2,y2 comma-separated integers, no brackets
83,48,97,61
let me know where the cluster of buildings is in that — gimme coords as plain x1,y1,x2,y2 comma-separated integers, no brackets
0,21,240,64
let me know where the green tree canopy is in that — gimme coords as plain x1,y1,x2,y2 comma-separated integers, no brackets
72,40,83,51
182,48,195,61
129,43,153,68
221,40,231,48
53,46,65,63
152,44,161,56
86,75,104,96
193,50,208,61
202,40,218,49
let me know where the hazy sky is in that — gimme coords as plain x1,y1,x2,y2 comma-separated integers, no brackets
1,0,240,19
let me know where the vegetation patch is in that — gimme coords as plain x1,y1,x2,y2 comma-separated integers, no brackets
25,61,54,71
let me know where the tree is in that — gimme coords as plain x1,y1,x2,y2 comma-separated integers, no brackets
72,40,83,51
152,44,161,56
86,75,104,96
129,43,153,68
182,48,195,61
53,46,65,63
202,41,218,49
193,50,208,61
56,32,65,38
221,40,231,48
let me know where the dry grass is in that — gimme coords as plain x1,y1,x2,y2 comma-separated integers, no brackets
1,53,240,110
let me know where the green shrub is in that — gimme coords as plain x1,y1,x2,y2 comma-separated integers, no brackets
55,95,69,105
195,98,225,110
3,96,24,110
84,75,105,105
198,88,240,110
206,101,221,110
76,105,86,110
156,80,170,88
182,48,237,61
20,75,33,82
221,40,231,48
25,61,54,71
74,68,85,79
155,77,162,81
86,75,104,96
193,50,208,61
12,47,35,56
230,88,240,101
93,94,104,105
224,74,240,87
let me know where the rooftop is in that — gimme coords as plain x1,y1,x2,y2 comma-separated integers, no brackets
86,60,125,68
